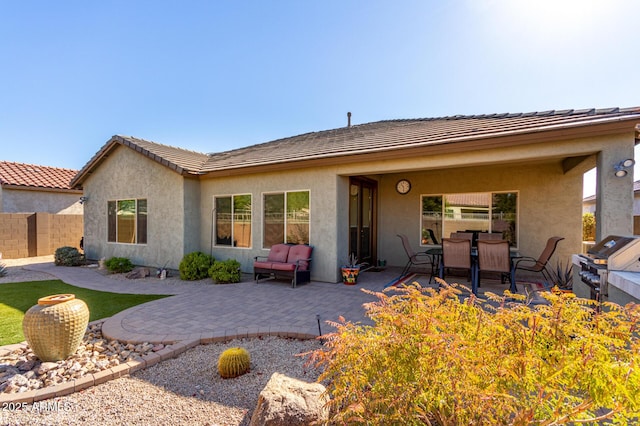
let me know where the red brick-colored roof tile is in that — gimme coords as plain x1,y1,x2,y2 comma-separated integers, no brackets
0,161,79,190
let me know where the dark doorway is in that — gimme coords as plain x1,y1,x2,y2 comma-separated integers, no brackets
349,177,377,267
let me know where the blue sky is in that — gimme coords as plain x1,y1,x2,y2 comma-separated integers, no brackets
1,1,638,195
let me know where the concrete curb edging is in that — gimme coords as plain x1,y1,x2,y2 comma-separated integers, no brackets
0,330,318,405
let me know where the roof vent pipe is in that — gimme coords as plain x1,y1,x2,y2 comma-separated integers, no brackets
347,112,352,127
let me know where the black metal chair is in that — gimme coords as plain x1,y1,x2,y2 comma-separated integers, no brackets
397,234,435,282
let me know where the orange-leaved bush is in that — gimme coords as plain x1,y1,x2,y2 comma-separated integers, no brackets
307,281,640,425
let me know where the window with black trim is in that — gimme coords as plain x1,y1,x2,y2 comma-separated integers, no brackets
107,199,147,244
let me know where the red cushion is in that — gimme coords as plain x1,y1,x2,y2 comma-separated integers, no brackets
253,261,273,270
287,245,313,271
267,244,291,263
270,262,297,272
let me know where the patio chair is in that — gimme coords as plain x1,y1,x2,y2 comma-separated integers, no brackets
450,232,473,241
439,238,473,284
477,232,503,241
514,236,564,285
476,240,516,294
397,234,435,282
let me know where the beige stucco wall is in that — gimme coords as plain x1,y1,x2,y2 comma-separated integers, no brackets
595,138,636,239
197,156,585,283
376,161,583,269
0,186,83,214
82,146,189,269
183,177,201,256
79,129,635,282
199,167,341,283
194,131,633,283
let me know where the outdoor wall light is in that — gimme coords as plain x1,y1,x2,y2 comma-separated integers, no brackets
614,158,635,178
79,196,88,204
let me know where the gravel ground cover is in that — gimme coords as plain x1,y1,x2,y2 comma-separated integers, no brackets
1,336,323,426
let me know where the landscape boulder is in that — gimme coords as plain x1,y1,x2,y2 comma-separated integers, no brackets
126,267,150,279
249,372,328,426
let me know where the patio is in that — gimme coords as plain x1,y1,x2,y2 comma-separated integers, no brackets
20,261,541,345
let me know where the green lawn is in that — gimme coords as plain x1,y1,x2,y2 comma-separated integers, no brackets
0,280,170,346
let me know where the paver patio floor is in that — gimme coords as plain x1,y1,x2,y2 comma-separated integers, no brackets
21,262,529,345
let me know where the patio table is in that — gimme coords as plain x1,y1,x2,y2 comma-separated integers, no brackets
427,245,521,294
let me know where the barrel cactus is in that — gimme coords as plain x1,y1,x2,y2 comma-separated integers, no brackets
217,347,251,379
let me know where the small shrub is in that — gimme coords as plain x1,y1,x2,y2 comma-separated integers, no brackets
583,212,596,241
0,262,7,277
218,347,250,378
209,259,241,284
179,251,213,280
105,257,134,274
54,246,84,266
307,281,640,425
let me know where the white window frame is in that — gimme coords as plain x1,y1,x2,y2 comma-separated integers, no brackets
213,193,252,249
261,190,311,249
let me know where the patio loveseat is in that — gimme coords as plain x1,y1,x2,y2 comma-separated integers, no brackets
253,243,313,288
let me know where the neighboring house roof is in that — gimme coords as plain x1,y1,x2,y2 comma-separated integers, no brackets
0,161,80,191
71,107,640,188
583,180,640,203
445,193,490,207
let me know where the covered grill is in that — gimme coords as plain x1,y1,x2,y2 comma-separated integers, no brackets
577,235,640,300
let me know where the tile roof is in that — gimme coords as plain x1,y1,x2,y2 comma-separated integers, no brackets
200,107,640,172
70,135,210,187
0,161,79,190
71,106,640,187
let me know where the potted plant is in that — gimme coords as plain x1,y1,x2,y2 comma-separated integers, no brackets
341,253,361,285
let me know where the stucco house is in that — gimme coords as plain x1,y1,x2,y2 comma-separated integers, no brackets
0,161,82,214
70,107,640,283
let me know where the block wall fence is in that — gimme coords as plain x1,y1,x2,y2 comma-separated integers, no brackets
0,213,83,259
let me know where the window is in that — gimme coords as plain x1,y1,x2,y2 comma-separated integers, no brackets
107,199,147,244
215,194,252,247
421,192,518,246
263,191,309,248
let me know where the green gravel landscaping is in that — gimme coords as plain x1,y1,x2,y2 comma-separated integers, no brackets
0,280,170,346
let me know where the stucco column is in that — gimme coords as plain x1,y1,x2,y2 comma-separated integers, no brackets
595,144,635,239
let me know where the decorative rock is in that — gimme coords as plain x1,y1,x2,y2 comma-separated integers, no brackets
0,321,171,395
37,362,59,375
8,374,29,389
249,372,328,426
16,359,37,371
126,267,150,279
